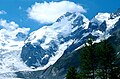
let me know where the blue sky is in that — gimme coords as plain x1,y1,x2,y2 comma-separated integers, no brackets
0,0,120,33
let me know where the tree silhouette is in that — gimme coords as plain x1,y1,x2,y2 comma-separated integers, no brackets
66,66,78,79
79,38,97,79
95,40,116,79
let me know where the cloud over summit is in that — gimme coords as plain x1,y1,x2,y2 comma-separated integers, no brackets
27,1,86,24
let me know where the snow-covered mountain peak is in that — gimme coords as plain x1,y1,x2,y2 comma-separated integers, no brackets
91,13,110,25
90,12,120,31
25,12,89,45
110,8,120,19
22,12,90,69
95,13,110,21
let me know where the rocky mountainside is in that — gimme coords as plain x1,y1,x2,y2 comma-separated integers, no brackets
21,10,120,69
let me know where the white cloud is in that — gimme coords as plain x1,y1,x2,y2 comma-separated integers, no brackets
0,19,30,40
0,10,7,15
27,1,86,24
0,19,19,30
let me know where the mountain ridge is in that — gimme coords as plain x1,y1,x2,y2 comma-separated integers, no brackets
0,9,120,79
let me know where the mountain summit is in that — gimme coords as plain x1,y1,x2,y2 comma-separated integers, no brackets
21,12,89,69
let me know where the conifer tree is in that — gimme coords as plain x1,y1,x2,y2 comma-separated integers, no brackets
79,38,97,79
95,40,116,79
66,66,78,79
